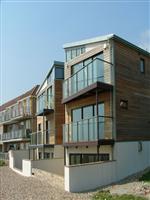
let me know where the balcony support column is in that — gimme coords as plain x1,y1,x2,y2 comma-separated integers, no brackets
42,111,45,159
95,89,99,140
64,147,66,165
29,148,30,160
97,145,100,161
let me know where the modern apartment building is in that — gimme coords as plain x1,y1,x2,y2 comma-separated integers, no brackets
62,34,150,191
29,61,64,160
0,85,39,152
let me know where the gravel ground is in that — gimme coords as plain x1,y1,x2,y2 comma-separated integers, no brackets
0,166,93,200
0,166,149,200
106,168,150,199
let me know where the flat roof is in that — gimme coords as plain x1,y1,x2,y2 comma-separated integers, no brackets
63,34,150,56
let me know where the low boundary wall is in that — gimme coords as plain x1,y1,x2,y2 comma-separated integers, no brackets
9,150,64,177
32,158,64,176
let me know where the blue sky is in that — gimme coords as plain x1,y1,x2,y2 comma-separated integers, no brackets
1,0,150,104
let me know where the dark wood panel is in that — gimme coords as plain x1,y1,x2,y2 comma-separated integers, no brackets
115,41,150,141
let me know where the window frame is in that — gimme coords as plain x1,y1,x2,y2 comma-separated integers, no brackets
140,58,145,74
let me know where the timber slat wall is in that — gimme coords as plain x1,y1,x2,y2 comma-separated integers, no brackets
115,41,150,141
54,80,65,144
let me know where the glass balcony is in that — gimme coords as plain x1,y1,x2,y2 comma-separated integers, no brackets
30,130,51,145
63,58,113,99
37,96,54,115
0,102,32,124
2,129,30,141
63,116,113,143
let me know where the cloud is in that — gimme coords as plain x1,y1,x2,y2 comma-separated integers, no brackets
139,29,150,52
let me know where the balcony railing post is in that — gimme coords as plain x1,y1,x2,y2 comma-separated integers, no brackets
96,89,99,140
88,119,89,142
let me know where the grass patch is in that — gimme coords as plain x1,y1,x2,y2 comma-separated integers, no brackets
139,171,150,183
93,190,147,200
0,160,6,166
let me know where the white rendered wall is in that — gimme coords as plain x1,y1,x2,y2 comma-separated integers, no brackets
9,151,32,177
22,159,32,177
65,161,117,192
9,150,14,169
114,141,150,180
32,158,64,176
65,141,150,192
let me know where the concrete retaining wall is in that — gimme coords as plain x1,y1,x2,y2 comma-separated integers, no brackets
13,150,30,170
32,158,64,176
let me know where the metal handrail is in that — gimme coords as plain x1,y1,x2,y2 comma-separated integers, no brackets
63,57,113,98
63,115,113,126
2,129,30,140
0,106,32,123
63,115,113,143
30,129,56,145
63,57,113,83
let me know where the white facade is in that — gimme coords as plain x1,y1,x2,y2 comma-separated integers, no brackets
65,141,150,192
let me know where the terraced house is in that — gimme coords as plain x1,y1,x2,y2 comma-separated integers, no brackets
62,34,150,192
0,85,39,152
29,61,64,160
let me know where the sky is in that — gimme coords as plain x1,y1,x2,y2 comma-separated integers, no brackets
0,0,150,104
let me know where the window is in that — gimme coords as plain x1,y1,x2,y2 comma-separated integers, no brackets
140,58,145,73
47,86,53,108
55,67,64,79
72,49,76,59
66,50,72,62
38,124,41,131
71,62,83,74
44,152,50,159
83,105,93,119
70,154,81,165
69,153,109,165
72,108,82,122
66,46,86,62
81,47,85,54
72,103,104,121
47,68,54,85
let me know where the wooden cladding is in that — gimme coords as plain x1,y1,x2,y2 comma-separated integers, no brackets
115,40,150,141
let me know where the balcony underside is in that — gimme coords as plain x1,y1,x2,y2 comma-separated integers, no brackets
63,139,115,147
37,108,54,116
62,81,113,104
28,144,54,149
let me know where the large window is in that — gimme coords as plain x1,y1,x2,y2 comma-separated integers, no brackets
47,86,53,109
38,92,46,113
69,153,109,165
71,103,105,141
72,108,82,122
55,67,64,79
72,103,104,122
47,68,54,85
